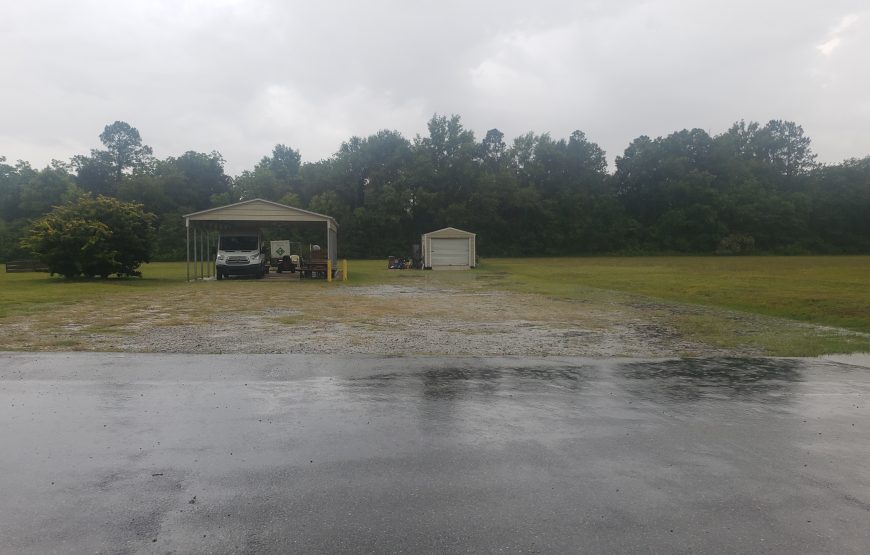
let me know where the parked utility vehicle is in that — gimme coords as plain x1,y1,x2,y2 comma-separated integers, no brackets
270,240,302,273
216,233,268,279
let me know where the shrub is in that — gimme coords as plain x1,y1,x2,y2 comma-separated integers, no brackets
23,195,156,278
716,234,756,255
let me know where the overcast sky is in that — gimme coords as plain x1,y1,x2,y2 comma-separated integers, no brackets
2,0,869,175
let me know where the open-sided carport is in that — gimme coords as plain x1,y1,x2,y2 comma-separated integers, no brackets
183,199,339,281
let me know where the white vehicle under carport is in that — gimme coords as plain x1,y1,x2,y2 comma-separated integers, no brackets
215,234,269,280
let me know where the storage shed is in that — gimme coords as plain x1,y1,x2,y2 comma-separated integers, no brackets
422,227,476,270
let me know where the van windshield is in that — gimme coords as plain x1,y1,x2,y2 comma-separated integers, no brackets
220,236,258,251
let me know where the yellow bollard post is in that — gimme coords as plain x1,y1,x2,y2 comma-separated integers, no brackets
327,259,332,282
342,259,348,281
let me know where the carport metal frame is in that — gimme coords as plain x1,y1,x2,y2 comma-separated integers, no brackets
183,199,339,281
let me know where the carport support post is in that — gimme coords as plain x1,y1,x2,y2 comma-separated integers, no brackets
199,229,203,280
207,232,211,278
193,227,198,281
203,232,207,279
193,228,202,281
200,230,204,280
326,220,336,268
201,227,205,279
186,220,190,282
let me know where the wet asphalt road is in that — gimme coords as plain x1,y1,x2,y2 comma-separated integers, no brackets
1,353,868,554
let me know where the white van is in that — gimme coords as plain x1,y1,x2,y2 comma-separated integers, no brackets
215,233,268,279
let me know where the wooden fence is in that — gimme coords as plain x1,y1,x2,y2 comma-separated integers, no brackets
4,260,50,273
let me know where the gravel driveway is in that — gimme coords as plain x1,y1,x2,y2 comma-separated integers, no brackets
2,276,861,356
110,284,710,356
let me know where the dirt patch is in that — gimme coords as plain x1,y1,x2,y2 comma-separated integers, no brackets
132,283,707,356
4,273,867,356
0,279,806,356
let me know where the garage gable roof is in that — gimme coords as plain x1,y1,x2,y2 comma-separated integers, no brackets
423,227,476,238
184,198,338,230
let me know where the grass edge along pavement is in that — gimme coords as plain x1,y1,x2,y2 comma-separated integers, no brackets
478,256,870,356
1,257,869,357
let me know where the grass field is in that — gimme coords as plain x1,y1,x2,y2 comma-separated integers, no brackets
480,256,870,334
1,256,868,356
478,256,870,356
0,262,188,320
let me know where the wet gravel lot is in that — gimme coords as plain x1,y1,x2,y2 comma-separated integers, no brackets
1,352,868,553
7,282,848,357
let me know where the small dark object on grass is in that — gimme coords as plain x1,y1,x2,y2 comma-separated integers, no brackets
276,255,297,273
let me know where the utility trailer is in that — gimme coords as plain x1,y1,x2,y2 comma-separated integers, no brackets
270,240,303,273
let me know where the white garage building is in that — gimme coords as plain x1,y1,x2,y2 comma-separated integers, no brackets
422,227,476,270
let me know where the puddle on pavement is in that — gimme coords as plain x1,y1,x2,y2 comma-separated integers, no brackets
330,357,811,407
342,364,594,400
618,357,803,403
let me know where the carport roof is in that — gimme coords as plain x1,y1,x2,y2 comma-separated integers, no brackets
184,198,338,232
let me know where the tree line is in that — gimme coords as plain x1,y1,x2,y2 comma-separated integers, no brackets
2,116,869,262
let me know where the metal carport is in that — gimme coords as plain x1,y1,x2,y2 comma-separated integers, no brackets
183,199,339,281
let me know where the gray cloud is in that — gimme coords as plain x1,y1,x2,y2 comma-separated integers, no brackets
2,0,868,175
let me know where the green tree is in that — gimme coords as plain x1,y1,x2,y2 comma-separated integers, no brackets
72,121,154,196
0,158,34,221
807,157,870,252
18,165,81,219
23,195,156,278
614,129,725,250
234,166,285,202
160,151,231,211
263,144,302,182
72,151,116,196
99,121,154,181
755,120,817,180
294,130,415,257
7,113,870,260
477,128,507,171
0,158,36,260
235,144,303,203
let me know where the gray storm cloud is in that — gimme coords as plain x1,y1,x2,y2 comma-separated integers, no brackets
1,0,868,175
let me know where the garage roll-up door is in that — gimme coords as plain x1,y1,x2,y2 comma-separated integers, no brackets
431,238,469,266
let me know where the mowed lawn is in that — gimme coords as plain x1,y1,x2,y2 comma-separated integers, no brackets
0,262,190,320
1,256,868,355
482,256,870,334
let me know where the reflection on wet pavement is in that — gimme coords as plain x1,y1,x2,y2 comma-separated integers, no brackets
620,357,803,402
349,364,591,399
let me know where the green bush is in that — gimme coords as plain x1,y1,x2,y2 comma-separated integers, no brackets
716,234,756,255
23,195,156,278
